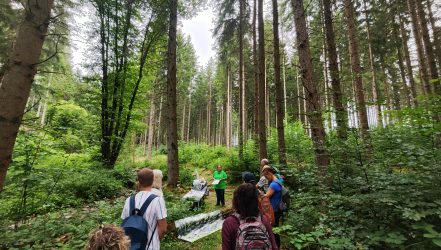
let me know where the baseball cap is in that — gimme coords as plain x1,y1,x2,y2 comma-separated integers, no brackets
242,171,256,184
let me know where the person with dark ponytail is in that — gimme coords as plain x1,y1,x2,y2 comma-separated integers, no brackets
221,183,278,250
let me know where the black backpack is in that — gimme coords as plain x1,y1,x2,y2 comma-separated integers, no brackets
121,194,158,250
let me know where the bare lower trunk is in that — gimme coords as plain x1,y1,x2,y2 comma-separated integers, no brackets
226,65,232,148
343,0,369,138
292,0,329,179
399,14,418,106
147,97,155,160
323,0,348,139
0,0,55,191
427,0,441,77
166,0,179,188
258,0,268,161
272,0,287,166
407,0,431,94
253,0,259,141
362,0,382,128
238,0,245,159
415,0,440,94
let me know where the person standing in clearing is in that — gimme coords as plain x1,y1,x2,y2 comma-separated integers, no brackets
121,168,167,250
151,169,163,197
262,165,283,248
213,164,227,207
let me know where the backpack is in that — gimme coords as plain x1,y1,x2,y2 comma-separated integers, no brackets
121,194,158,250
274,180,290,212
258,196,275,226
233,213,272,250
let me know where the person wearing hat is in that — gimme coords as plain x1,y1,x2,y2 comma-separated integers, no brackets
257,159,270,193
242,171,257,185
262,165,283,248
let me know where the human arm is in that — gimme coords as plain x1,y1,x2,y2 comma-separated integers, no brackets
262,216,278,250
157,218,167,239
264,187,275,198
264,182,281,199
222,216,238,250
221,171,228,181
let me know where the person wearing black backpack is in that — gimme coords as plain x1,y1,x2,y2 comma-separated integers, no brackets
261,165,283,248
121,168,168,250
221,183,278,250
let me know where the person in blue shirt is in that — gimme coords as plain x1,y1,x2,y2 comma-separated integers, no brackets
262,165,282,248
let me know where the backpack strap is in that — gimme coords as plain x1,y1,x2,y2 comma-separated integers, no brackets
129,195,136,215
138,194,158,216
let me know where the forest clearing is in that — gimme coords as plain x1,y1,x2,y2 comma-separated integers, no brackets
1,0,441,249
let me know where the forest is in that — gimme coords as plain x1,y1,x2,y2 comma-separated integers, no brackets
0,0,441,249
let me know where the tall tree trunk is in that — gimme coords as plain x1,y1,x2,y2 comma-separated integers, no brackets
291,0,330,178
426,0,441,74
253,0,259,141
323,0,348,139
238,0,245,159
207,77,212,144
147,96,155,160
166,0,179,188
414,0,440,94
407,0,431,94
362,0,383,128
0,0,54,191
258,0,268,161
226,65,232,148
343,0,369,138
272,0,287,166
399,14,418,106
187,92,192,142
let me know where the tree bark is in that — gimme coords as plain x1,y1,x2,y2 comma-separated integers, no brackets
291,0,330,178
252,0,259,141
258,0,268,161
0,0,55,191
426,0,441,76
415,0,440,94
272,0,287,166
343,0,370,137
147,96,155,160
362,0,383,128
226,65,232,148
399,14,418,106
238,0,245,159
323,0,348,139
166,0,179,188
407,0,431,94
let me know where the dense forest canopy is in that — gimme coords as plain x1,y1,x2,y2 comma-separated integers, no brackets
1,0,441,249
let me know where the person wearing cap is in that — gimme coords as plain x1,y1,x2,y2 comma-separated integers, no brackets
257,159,270,193
262,165,283,248
242,171,256,184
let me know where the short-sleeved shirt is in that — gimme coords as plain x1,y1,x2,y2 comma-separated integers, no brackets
268,180,282,212
257,176,269,193
121,191,167,250
213,170,228,189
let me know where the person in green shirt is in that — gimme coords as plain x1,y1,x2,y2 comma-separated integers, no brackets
213,164,227,206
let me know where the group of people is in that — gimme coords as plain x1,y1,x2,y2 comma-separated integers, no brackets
86,159,286,250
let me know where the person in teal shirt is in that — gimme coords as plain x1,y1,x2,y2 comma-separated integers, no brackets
213,164,227,206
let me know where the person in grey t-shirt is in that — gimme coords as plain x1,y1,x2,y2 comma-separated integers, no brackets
257,158,269,193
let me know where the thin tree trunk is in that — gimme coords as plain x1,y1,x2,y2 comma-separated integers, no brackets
0,0,54,191
407,0,431,94
238,0,245,159
291,0,329,179
426,0,441,74
362,0,382,128
253,0,259,141
323,0,348,139
166,0,179,187
207,77,212,144
186,92,191,142
226,65,232,148
181,97,187,140
399,14,418,106
272,0,287,166
147,96,155,160
343,0,369,138
258,0,268,161
415,0,440,94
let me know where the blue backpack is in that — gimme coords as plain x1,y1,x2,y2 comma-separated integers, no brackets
121,194,158,250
